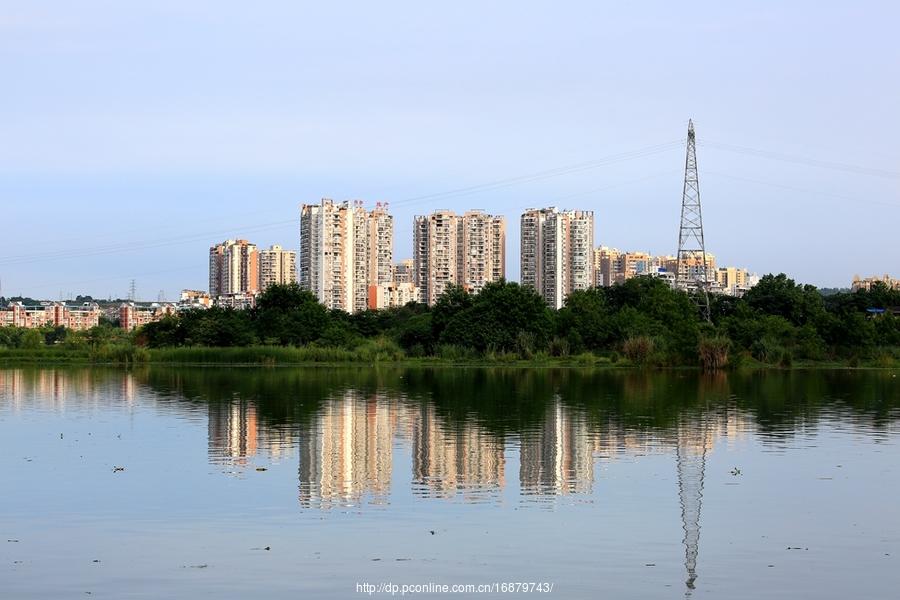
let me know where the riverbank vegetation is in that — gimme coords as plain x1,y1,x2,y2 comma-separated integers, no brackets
1,276,898,368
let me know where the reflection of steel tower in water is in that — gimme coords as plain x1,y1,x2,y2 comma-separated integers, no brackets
677,421,708,596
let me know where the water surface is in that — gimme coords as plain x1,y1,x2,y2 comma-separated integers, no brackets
2,367,898,599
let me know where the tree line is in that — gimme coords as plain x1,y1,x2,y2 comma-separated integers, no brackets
135,275,900,367
2,275,898,367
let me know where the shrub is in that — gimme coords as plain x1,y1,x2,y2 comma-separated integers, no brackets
622,335,655,365
436,344,476,361
355,337,404,362
548,337,570,358
698,335,731,371
516,330,536,359
778,349,794,368
751,335,782,364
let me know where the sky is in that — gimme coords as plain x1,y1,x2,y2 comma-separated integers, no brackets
1,0,898,300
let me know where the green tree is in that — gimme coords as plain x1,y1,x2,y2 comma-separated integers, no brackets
431,284,472,342
556,288,611,351
21,329,43,349
743,273,825,327
253,284,330,345
439,281,553,353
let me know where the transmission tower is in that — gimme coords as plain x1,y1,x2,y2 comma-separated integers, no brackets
675,119,711,320
129,279,137,302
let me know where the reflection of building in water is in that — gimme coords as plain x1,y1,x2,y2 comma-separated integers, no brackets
411,404,504,498
0,369,107,410
208,401,259,466
298,392,394,508
519,399,593,495
0,370,25,410
120,372,137,407
259,425,296,462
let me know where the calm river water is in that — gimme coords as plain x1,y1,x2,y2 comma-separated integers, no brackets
1,367,898,599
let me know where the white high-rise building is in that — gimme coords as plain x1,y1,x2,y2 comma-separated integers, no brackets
520,207,594,309
259,245,297,291
209,239,259,297
299,199,393,312
413,210,506,306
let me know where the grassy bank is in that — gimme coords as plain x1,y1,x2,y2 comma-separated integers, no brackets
0,344,618,367
1,344,897,370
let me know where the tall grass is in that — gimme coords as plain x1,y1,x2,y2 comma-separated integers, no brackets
622,336,655,365
698,336,730,371
147,342,407,365
0,345,148,365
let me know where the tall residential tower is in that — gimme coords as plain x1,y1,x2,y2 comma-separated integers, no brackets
209,239,259,297
259,244,297,291
413,209,505,306
299,199,393,312
520,208,594,309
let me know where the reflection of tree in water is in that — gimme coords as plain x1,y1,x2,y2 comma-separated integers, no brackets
6,366,898,517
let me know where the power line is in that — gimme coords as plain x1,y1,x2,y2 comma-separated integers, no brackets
389,141,682,208
701,140,900,179
704,170,900,208
0,219,296,267
0,140,682,268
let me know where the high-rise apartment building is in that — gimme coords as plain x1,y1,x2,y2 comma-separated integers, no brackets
716,266,751,296
368,203,394,287
368,282,420,309
676,252,716,284
594,246,620,287
392,259,414,284
413,210,506,306
619,251,654,281
209,239,259,297
459,210,506,295
259,244,297,291
520,208,594,309
299,199,393,312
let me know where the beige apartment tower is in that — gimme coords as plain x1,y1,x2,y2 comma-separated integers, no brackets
594,246,620,287
413,209,506,306
299,199,393,312
209,239,259,297
259,245,297,291
520,208,594,309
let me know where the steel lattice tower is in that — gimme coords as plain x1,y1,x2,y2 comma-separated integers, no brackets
675,119,711,320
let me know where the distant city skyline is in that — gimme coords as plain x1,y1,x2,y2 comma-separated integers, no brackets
1,1,898,298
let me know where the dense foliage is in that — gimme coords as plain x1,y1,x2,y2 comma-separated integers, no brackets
2,276,898,367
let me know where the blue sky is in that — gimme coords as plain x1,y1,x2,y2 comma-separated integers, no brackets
1,0,897,299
